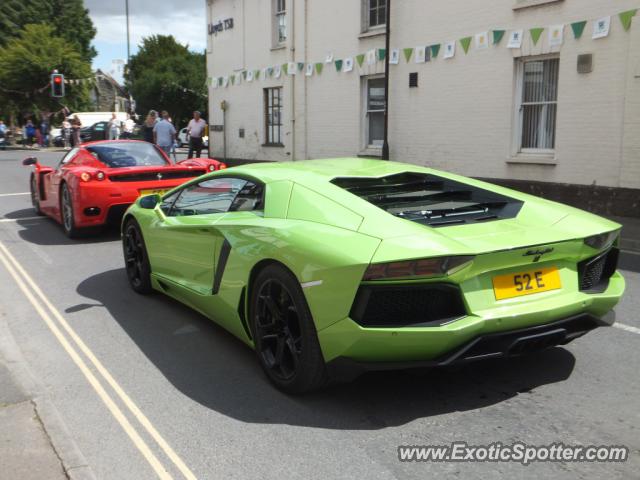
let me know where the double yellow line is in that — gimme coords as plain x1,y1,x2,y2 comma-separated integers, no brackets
0,241,197,480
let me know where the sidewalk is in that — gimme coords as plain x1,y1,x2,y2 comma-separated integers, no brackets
0,362,67,480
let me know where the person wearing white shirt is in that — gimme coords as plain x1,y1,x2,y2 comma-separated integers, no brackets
187,111,207,158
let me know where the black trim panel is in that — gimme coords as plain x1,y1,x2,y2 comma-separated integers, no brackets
212,239,231,294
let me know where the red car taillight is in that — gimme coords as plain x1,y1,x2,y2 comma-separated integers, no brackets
79,171,106,182
363,256,474,281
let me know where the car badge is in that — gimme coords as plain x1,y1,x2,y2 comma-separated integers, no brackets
157,173,163,180
523,247,554,262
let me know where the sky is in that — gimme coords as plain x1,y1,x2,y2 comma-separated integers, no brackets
85,0,207,83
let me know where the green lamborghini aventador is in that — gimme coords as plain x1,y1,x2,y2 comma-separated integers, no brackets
121,158,625,393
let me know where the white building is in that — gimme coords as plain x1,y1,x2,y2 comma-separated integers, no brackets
206,0,640,212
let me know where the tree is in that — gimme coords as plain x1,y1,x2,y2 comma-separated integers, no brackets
0,0,96,62
125,35,207,128
0,24,93,121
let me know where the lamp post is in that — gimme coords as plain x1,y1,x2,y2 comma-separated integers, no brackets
382,0,391,160
125,0,131,63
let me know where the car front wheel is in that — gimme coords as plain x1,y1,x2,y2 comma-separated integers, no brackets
250,264,327,394
30,175,43,215
123,219,153,294
60,183,80,238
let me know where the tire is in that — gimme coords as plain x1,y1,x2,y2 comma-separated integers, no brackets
122,219,153,294
60,183,80,238
30,174,43,216
249,264,328,394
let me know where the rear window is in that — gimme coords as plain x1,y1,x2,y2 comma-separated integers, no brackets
85,142,169,168
331,172,523,227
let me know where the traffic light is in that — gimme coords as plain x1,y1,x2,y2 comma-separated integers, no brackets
51,73,65,97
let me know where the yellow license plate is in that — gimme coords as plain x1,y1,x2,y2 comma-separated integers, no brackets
139,189,168,197
492,266,561,300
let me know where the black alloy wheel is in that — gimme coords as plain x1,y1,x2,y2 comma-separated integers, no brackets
123,220,153,294
251,264,327,393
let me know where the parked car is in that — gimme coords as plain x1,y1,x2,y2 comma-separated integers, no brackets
23,140,226,237
178,127,209,148
120,158,625,393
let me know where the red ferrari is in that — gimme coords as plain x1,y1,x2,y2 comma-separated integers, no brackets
23,140,226,237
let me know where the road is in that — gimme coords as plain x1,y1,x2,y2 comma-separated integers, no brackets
0,150,638,480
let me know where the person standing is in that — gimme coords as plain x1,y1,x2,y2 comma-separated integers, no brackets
186,111,207,159
0,120,7,150
71,115,82,147
153,111,176,157
40,116,50,147
108,113,120,140
121,114,135,139
142,111,157,143
62,118,72,149
24,120,36,147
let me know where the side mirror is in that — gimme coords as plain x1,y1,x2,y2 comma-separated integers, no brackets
22,157,37,166
139,194,160,209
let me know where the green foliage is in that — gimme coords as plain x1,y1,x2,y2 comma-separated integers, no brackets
125,35,207,128
0,24,92,119
0,0,96,62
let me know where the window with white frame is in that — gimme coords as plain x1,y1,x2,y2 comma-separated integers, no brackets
516,56,559,153
274,0,286,45
365,0,387,30
365,77,386,147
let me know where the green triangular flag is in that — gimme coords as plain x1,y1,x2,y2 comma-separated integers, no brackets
356,54,365,67
297,62,304,71
430,44,440,58
230,75,235,85
335,59,343,71
459,37,472,54
619,9,638,31
254,69,260,80
492,29,505,45
378,48,386,61
218,77,223,85
530,27,544,45
282,63,288,74
570,21,587,39
315,62,323,74
403,47,414,62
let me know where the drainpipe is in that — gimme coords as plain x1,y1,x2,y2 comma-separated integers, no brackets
289,0,296,161
382,0,391,160
303,0,309,160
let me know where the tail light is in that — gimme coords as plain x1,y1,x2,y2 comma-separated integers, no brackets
80,172,91,182
95,171,106,181
208,164,216,172
584,230,619,251
79,171,106,182
219,163,227,170
363,256,474,281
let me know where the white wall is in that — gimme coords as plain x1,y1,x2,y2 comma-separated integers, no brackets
207,0,640,189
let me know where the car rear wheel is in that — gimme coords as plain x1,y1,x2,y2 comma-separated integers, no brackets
60,183,80,238
30,175,43,215
250,265,327,394
123,219,153,294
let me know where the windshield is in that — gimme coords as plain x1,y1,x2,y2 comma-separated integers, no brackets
85,142,170,168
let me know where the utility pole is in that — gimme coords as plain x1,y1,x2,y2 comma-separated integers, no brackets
125,0,131,63
382,0,391,160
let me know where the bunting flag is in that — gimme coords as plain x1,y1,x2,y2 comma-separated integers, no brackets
403,47,414,62
430,44,440,58
549,25,564,47
246,70,254,82
443,41,455,59
315,62,323,74
366,49,377,65
415,45,426,63
356,54,365,67
592,16,611,39
344,57,354,72
282,63,288,75
475,32,489,50
334,59,343,71
530,27,544,45
390,48,400,64
254,69,260,80
492,29,506,45
305,63,314,76
297,62,304,72
242,70,247,79
619,9,637,31
571,21,587,39
274,65,281,78
230,75,235,85
459,36,472,54
267,66,274,77
378,48,386,61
